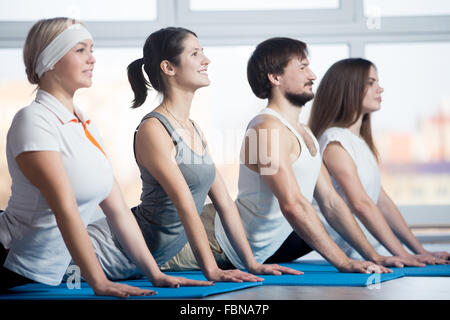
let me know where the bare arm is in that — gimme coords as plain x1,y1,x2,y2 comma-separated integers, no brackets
322,142,426,266
100,179,213,287
247,118,384,273
208,172,253,267
262,159,351,270
315,163,404,267
135,118,260,282
191,121,300,276
378,187,449,262
16,151,155,297
377,187,425,254
208,170,301,275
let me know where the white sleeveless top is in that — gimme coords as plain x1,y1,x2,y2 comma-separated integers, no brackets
312,127,381,259
215,108,322,269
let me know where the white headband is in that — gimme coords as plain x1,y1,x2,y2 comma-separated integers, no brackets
36,24,93,78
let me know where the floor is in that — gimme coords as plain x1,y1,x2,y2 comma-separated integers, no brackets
204,241,450,300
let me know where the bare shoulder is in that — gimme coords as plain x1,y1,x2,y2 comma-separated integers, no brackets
244,114,293,162
322,141,357,175
135,117,174,155
323,141,347,155
136,117,168,139
247,114,286,132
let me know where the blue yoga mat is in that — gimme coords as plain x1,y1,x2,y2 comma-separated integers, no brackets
253,261,403,286
259,272,403,287
166,267,403,287
390,264,450,277
0,275,262,300
281,261,339,272
2,260,447,299
287,260,450,277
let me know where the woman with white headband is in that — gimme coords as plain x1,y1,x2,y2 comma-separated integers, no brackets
0,17,212,296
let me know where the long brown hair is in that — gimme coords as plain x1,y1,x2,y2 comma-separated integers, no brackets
308,58,379,161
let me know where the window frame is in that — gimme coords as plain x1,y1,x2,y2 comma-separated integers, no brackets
176,0,351,25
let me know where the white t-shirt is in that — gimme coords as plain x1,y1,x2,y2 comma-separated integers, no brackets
0,89,113,285
215,108,322,269
312,127,381,259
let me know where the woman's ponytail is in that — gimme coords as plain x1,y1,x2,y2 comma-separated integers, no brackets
127,58,149,109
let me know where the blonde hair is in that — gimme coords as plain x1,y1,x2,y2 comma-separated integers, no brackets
23,17,83,85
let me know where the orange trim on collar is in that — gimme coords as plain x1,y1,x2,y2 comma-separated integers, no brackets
82,122,107,157
70,119,106,157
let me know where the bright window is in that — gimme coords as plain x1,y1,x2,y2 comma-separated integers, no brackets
364,0,450,17
0,0,157,21
190,0,340,11
366,42,450,205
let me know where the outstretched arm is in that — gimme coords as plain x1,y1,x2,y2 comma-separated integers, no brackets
100,178,215,287
322,141,427,266
16,151,155,298
135,118,261,282
248,118,387,274
315,163,406,268
192,119,301,277
208,170,302,276
377,187,449,263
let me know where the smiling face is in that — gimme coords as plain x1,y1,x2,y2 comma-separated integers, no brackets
52,38,96,92
171,33,211,91
277,55,317,107
361,66,384,114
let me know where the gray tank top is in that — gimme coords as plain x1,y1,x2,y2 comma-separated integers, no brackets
132,112,216,266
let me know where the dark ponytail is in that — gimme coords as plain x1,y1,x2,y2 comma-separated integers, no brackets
127,58,149,109
127,27,197,109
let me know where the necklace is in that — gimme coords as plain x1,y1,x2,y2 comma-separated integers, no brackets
161,104,194,139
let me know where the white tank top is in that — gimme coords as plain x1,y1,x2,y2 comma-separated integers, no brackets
312,127,381,259
215,108,322,269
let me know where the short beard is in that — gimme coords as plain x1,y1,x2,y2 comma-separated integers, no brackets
284,91,314,108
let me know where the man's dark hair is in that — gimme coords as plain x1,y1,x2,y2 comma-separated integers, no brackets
247,37,308,99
